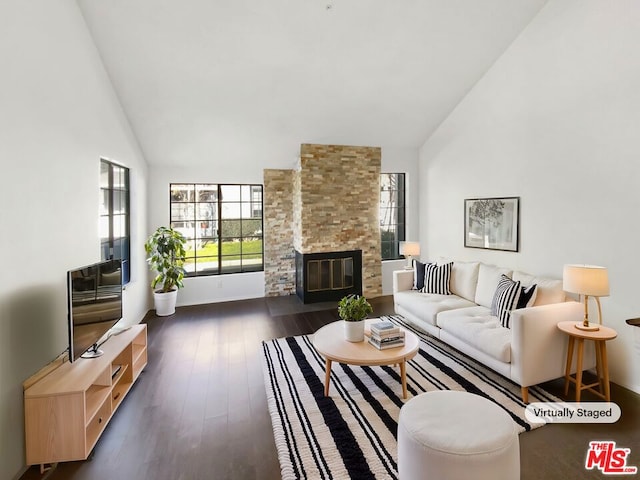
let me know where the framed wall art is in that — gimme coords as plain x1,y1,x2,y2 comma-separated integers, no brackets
464,197,519,252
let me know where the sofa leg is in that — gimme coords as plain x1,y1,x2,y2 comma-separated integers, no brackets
521,386,529,404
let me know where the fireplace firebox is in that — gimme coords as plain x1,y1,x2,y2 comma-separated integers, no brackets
295,250,362,304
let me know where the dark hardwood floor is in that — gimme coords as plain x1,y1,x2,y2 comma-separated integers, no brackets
22,296,639,480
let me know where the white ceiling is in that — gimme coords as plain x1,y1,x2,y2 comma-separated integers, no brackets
76,0,547,167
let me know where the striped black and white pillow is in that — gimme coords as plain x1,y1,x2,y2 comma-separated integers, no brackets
420,262,452,295
491,274,522,328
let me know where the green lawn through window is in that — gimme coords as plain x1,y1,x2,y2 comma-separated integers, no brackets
184,239,262,263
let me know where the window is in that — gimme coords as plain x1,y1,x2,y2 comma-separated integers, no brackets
170,183,264,276
380,173,405,260
100,159,130,283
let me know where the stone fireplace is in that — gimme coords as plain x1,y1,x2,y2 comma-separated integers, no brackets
264,144,382,302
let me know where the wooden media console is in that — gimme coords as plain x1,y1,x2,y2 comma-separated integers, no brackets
24,324,147,470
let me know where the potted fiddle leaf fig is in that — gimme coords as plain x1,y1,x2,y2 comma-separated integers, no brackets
145,226,187,316
338,294,373,342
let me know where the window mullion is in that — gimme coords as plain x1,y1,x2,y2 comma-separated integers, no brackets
108,165,114,259
217,185,222,273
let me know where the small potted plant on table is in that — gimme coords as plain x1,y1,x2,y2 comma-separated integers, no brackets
338,294,373,342
145,226,187,316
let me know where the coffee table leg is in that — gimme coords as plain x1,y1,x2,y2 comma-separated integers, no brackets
324,359,332,396
400,360,407,399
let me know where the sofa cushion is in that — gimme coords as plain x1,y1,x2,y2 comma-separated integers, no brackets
420,262,453,295
512,271,565,306
475,264,513,308
394,290,477,326
491,275,522,328
438,258,480,302
437,306,512,363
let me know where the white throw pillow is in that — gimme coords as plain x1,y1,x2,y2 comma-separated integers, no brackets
475,264,513,308
438,258,480,302
512,271,565,306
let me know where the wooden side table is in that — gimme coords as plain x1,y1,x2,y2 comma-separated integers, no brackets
557,321,617,402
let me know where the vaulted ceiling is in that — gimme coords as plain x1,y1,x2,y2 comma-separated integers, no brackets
76,0,547,167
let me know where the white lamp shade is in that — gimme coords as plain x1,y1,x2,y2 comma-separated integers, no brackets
399,241,420,257
563,264,610,297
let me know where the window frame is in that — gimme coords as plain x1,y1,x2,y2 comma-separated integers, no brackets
380,173,406,261
100,159,130,284
169,183,264,277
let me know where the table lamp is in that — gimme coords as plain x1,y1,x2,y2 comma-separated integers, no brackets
562,264,610,331
399,241,420,270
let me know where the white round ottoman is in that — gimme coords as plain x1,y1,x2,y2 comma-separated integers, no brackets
398,391,520,480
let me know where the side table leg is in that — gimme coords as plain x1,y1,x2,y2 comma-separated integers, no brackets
595,340,604,396
575,338,584,402
564,336,575,397
601,341,611,401
324,359,332,397
400,360,407,399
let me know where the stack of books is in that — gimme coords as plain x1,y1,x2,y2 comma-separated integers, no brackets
368,320,405,350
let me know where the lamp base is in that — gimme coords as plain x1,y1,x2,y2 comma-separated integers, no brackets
575,322,600,332
404,256,414,270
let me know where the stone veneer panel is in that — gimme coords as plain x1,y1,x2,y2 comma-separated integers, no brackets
297,144,382,298
292,168,302,253
263,169,296,296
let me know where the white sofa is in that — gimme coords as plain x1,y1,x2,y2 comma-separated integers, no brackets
393,260,595,403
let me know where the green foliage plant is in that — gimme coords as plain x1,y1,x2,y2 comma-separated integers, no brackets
338,294,373,322
145,226,187,293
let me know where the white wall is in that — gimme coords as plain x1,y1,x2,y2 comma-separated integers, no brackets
149,147,419,303
0,1,149,478
419,0,640,393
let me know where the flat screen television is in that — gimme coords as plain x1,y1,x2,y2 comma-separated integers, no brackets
67,259,123,362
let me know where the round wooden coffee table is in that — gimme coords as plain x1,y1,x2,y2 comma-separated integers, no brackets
312,319,419,399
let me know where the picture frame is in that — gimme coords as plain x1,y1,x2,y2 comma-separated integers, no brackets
464,197,519,252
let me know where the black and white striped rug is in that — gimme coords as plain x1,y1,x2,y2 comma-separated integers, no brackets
262,315,557,480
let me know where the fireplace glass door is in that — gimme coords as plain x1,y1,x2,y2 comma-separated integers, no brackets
307,258,354,292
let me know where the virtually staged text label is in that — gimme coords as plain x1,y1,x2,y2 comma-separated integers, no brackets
524,402,621,423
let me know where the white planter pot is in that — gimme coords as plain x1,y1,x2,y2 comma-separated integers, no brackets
153,289,178,316
344,320,365,342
